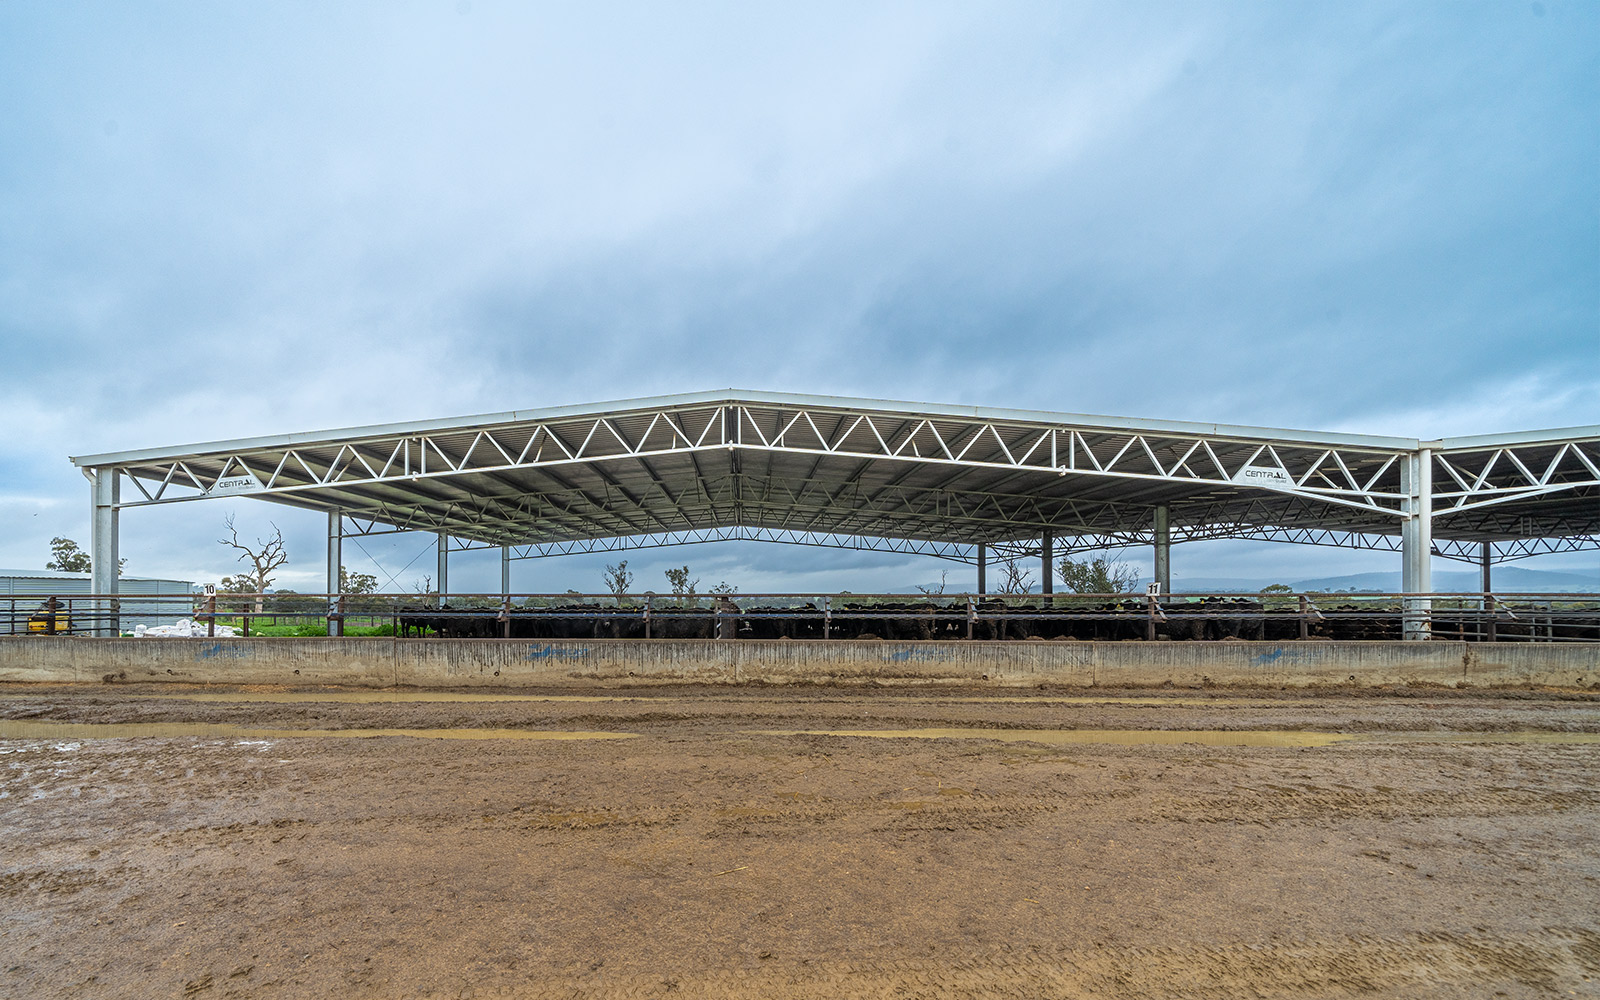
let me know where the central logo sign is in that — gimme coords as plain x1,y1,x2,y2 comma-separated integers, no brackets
1231,465,1295,488
207,472,266,496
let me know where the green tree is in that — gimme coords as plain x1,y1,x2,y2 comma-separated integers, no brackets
46,537,123,576
340,566,379,594
267,589,323,613
664,566,698,599
602,560,633,597
708,580,737,595
46,537,90,572
1259,582,1295,609
1056,555,1139,594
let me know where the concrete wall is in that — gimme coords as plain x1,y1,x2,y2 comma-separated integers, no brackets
2,637,1596,689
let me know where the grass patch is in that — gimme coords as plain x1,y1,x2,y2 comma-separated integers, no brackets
237,622,412,637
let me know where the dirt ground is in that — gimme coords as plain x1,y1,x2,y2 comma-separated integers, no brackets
2,683,1598,999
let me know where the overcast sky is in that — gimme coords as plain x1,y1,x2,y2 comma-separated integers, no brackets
1,1,1595,593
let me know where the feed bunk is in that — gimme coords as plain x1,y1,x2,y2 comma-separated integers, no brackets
383,597,1597,643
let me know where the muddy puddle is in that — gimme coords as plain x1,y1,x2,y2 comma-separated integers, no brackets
127,692,638,705
0,691,1319,709
0,720,636,742
743,727,1600,747
1359,731,1600,745
745,727,1356,747
946,696,1322,708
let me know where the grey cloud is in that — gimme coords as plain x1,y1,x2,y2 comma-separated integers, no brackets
0,1,1593,583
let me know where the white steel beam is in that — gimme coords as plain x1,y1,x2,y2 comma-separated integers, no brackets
1153,504,1171,596
89,468,119,635
1402,449,1433,639
327,510,342,635
436,531,449,608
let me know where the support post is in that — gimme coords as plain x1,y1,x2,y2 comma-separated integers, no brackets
436,531,449,609
327,510,342,637
1481,541,1495,643
500,544,511,598
1153,504,1171,598
977,543,987,595
89,468,119,636
1041,532,1053,596
1401,448,1433,639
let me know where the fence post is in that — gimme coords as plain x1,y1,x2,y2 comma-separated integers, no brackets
1298,594,1309,640
643,594,652,640
1145,594,1157,641
337,595,347,638
966,594,975,640
823,596,831,640
207,593,216,639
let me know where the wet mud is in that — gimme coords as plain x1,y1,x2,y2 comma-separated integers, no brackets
1,682,1597,998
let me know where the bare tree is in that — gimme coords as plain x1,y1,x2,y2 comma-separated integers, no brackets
915,569,949,596
996,559,1034,595
218,515,288,611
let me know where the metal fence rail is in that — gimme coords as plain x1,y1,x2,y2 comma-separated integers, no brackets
5,592,1598,643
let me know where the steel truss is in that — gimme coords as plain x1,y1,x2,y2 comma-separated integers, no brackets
72,392,1600,590
451,525,981,563
1035,526,1600,565
98,401,1428,519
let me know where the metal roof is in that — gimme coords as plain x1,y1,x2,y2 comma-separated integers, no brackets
71,390,1600,565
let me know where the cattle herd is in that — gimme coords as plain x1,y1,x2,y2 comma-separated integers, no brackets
387,597,1599,643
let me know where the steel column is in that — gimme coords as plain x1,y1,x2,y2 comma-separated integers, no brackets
326,510,342,637
1041,532,1053,595
1401,448,1433,639
500,544,511,598
437,531,449,608
1481,540,1497,641
1153,504,1171,596
89,468,119,636
977,543,987,595
1479,540,1493,640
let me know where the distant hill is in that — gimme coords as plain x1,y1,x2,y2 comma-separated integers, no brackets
1289,567,1600,594
1159,567,1600,594
923,566,1599,596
